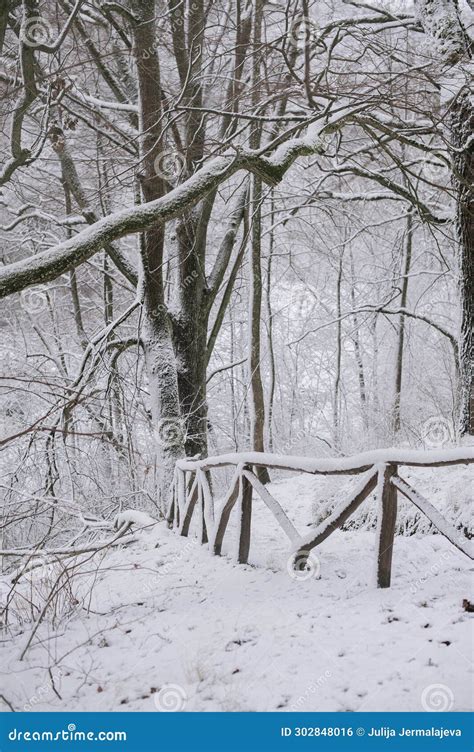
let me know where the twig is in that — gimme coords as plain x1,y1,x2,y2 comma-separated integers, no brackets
0,694,16,712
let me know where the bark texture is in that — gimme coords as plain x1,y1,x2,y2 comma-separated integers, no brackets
451,91,474,435
131,0,185,503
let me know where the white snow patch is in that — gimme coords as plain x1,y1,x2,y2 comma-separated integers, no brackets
113,510,158,531
1,471,472,713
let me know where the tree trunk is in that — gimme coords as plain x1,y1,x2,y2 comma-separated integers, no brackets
414,0,472,435
333,251,343,450
131,0,185,507
247,0,270,483
265,190,276,452
174,214,209,458
349,248,368,430
451,91,473,436
248,175,270,482
392,210,413,434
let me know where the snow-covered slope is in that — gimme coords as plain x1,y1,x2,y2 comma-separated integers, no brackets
1,470,472,713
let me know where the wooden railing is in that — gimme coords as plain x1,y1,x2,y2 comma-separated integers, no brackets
168,448,474,588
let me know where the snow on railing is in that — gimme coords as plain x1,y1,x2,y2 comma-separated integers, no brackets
169,448,474,588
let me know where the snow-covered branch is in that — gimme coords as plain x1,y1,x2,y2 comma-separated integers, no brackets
0,118,332,299
289,304,458,354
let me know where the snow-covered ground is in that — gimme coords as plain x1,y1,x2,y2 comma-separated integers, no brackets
1,469,472,713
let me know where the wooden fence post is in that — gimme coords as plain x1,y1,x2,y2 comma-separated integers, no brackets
237,466,253,564
376,463,397,588
212,468,241,556
199,480,208,545
177,468,186,518
180,474,198,537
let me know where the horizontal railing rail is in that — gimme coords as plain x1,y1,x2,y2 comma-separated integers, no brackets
175,447,474,473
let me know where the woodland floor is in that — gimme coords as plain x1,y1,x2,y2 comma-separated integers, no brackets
1,470,473,713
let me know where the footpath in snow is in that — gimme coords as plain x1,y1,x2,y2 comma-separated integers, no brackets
1,469,472,713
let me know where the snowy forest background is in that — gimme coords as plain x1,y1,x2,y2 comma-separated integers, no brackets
0,0,473,714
